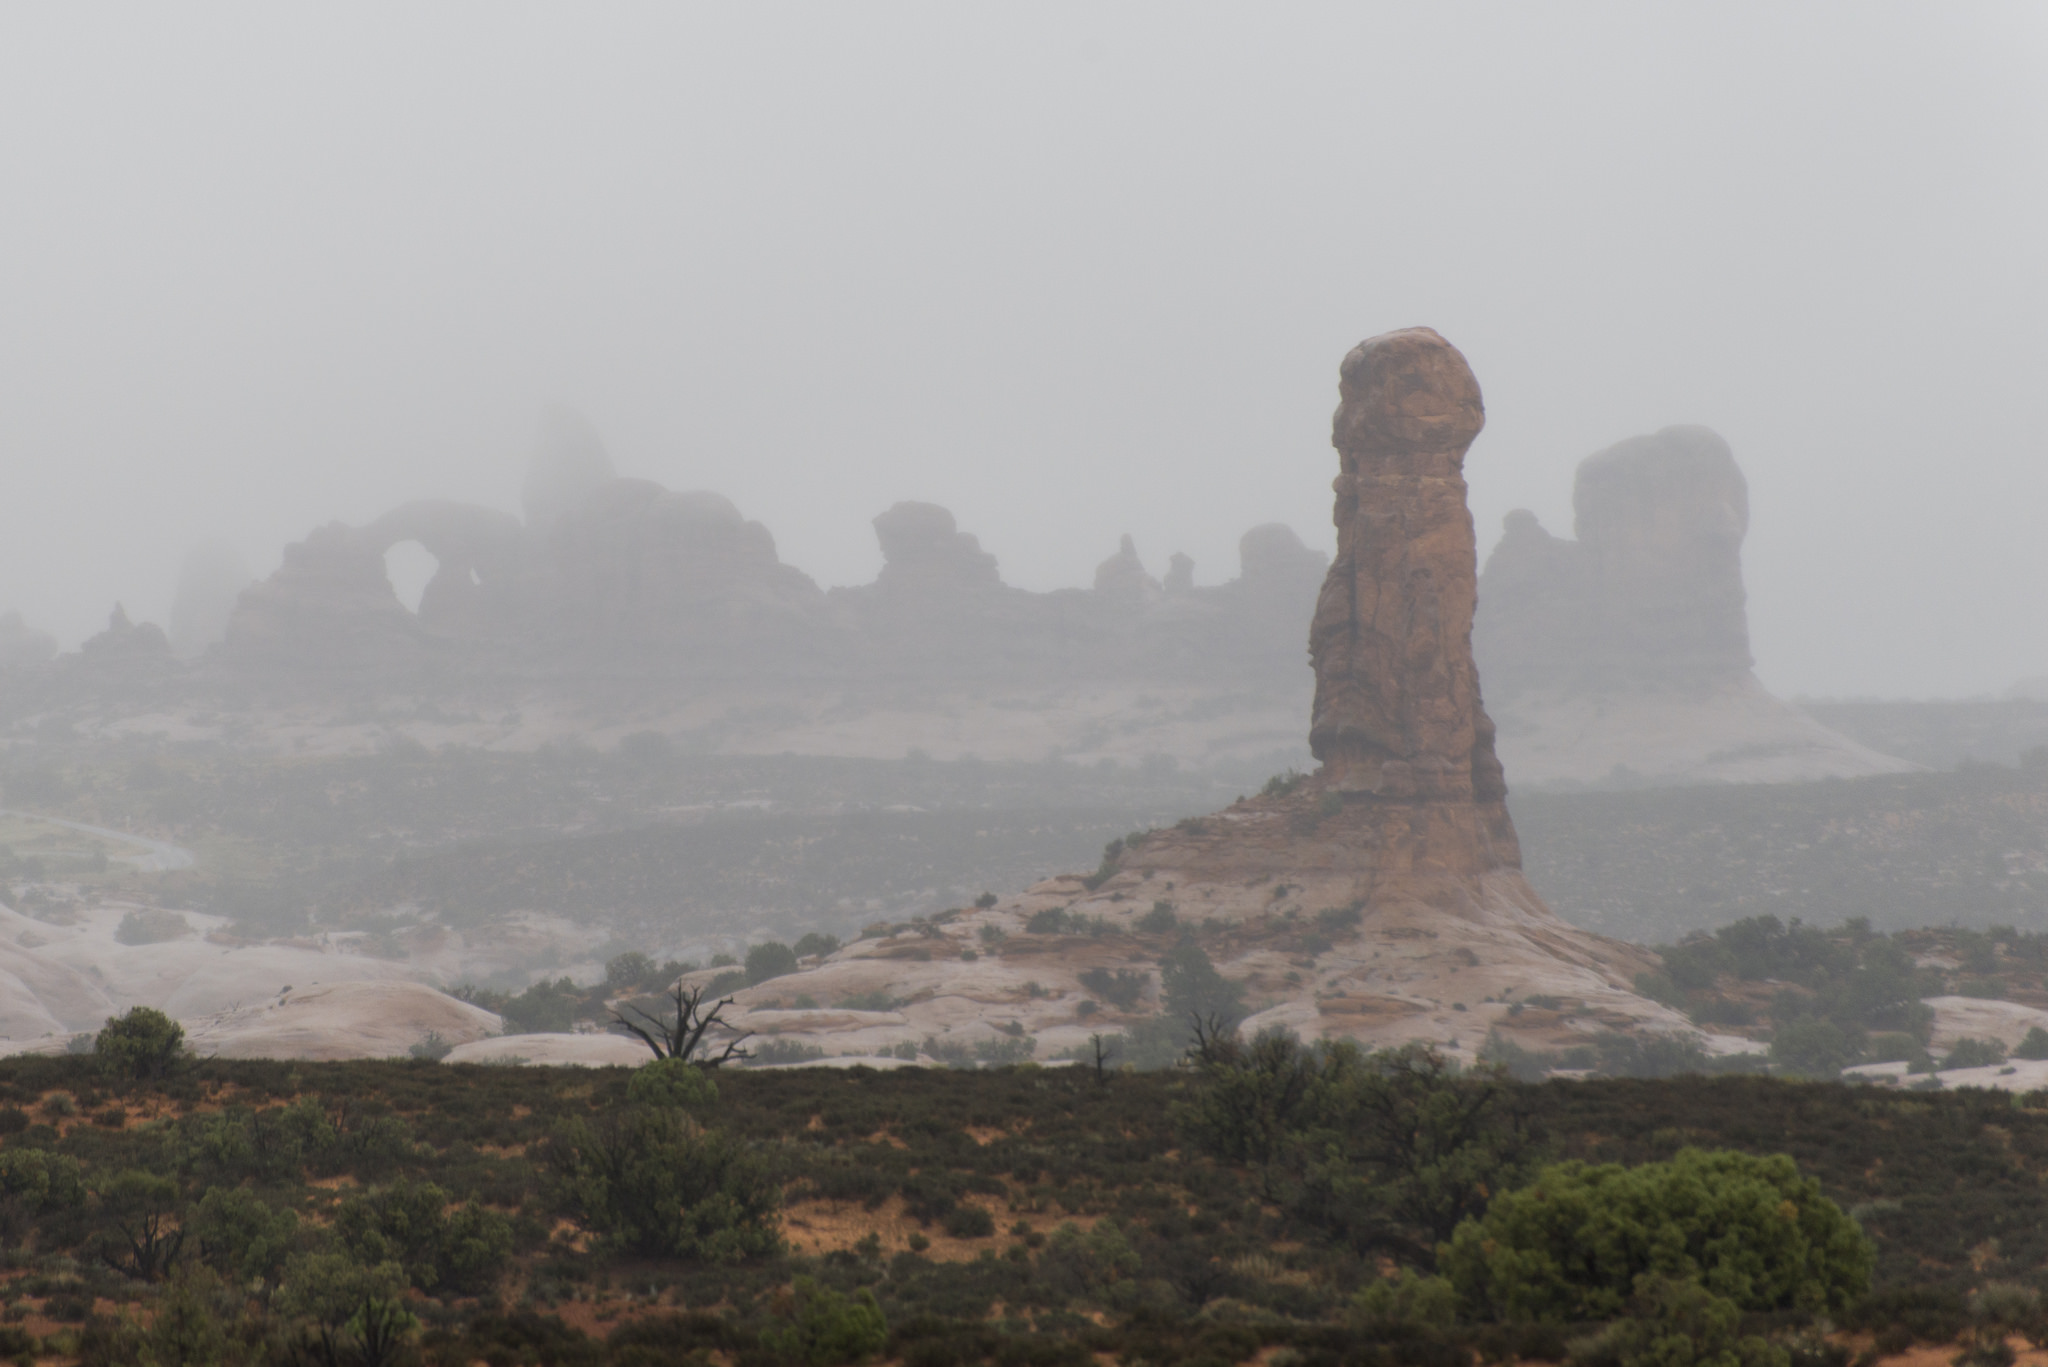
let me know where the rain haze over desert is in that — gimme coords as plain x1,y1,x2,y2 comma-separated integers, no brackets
9,11,2048,1360
3,5,2046,697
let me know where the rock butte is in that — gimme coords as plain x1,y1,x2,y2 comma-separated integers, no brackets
701,330,1701,1063
1472,425,1912,788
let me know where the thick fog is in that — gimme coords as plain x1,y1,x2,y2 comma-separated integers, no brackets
1,4,2043,698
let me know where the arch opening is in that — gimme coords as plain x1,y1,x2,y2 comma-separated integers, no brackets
384,540,439,615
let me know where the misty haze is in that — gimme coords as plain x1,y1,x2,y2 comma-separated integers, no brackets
1,7,2046,1364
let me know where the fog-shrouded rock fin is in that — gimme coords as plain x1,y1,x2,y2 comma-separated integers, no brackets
522,404,617,531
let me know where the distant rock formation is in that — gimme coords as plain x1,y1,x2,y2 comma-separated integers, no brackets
872,502,1001,591
1476,426,1752,697
168,541,256,659
198,412,1327,698
521,405,617,531
1473,426,1911,788
700,329,1687,1065
1093,535,1161,605
0,613,56,671
61,605,180,698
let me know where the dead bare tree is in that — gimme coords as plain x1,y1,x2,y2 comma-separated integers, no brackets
610,982,752,1066
1088,1032,1120,1083
1186,1011,1240,1068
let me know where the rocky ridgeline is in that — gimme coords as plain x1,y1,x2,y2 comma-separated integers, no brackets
2,379,1917,788
101,413,1327,694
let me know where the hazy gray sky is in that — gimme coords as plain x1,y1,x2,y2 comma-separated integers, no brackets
2,4,2044,697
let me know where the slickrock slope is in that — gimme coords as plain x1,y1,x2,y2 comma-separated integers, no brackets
182,981,501,1062
1473,426,1911,788
698,330,1691,1064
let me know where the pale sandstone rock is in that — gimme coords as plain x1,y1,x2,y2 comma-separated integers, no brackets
445,1033,650,1068
1919,995,2048,1052
184,981,501,1061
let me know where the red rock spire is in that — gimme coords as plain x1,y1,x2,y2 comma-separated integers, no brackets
1307,328,1515,864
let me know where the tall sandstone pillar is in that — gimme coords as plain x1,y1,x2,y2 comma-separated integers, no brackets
1307,328,1518,871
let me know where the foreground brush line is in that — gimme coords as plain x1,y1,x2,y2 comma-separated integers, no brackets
0,1044,2040,1365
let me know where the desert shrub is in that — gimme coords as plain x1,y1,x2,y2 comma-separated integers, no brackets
626,1057,719,1110
1477,1029,1555,1083
2013,1026,2048,1061
1076,968,1148,1010
973,1036,1035,1066
1954,1283,2046,1367
93,1169,185,1280
1036,1220,1141,1302
0,1146,84,1214
501,977,583,1035
113,908,190,946
1137,902,1178,934
1768,1018,1859,1078
1180,1026,1323,1166
1160,935,1245,1036
707,970,749,996
1080,838,1125,891
431,1310,608,1366
180,1098,339,1184
942,1206,995,1239
763,1276,888,1365
550,1108,780,1262
605,951,658,991
1261,770,1308,798
335,1178,512,1294
1564,1273,1786,1367
1351,1268,1458,1329
838,990,901,1012
1268,1042,1531,1257
1026,909,1071,935
1841,1284,1969,1344
921,1037,974,1068
1692,997,1757,1027
1943,1036,2008,1069
750,1039,827,1067
408,1031,452,1062
1440,1148,1873,1322
94,1006,185,1082
793,932,842,959
1317,904,1366,933
1863,1033,1930,1069
139,1266,236,1367
1631,972,1685,1009
1584,1033,1713,1079
75,1311,148,1367
189,1186,299,1284
275,1251,417,1361
747,942,800,985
